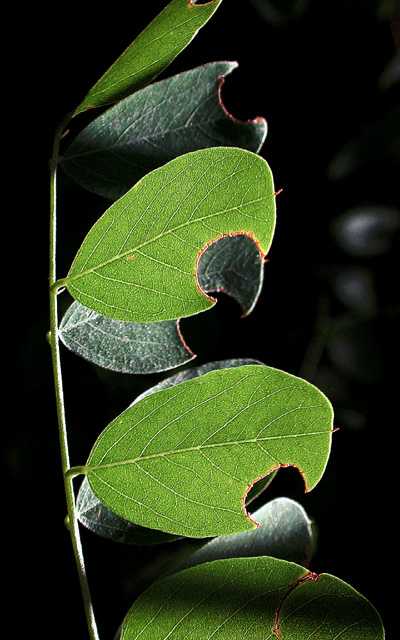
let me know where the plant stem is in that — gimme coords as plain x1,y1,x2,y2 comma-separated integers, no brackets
49,116,100,640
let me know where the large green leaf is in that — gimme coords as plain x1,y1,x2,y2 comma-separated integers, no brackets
75,360,268,545
58,147,276,323
63,62,267,200
121,556,384,639
58,300,194,374
79,365,333,538
73,0,223,116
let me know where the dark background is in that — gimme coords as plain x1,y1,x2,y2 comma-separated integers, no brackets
9,0,399,638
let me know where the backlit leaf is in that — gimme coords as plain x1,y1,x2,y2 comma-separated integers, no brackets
59,147,276,324
121,556,384,639
76,359,262,545
63,62,267,200
73,0,223,116
58,300,194,374
82,364,333,538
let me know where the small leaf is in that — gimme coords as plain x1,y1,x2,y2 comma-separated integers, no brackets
121,556,384,639
63,62,267,200
171,497,314,571
73,0,223,116
60,147,276,324
83,364,333,538
58,300,194,374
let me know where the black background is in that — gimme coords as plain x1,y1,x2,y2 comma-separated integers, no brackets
8,1,399,638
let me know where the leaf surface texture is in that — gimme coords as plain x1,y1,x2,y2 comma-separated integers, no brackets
85,365,333,538
62,147,275,323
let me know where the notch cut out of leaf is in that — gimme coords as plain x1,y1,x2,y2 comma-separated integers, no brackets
73,0,223,116
59,147,276,324
171,497,313,570
81,364,333,538
121,556,384,639
63,61,267,200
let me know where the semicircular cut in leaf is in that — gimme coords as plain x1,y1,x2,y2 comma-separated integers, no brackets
63,61,267,200
60,147,276,324
58,300,195,374
121,556,384,640
196,232,264,316
171,497,313,572
83,364,333,538
73,0,223,116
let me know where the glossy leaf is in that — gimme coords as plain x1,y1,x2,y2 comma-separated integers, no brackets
82,364,333,538
121,556,384,639
171,497,313,571
73,0,222,116
63,62,267,200
59,147,276,323
58,300,194,374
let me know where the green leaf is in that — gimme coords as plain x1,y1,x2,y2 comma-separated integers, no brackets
171,497,314,571
76,360,261,545
121,556,384,639
130,358,264,405
63,62,267,201
76,477,180,545
73,0,223,116
82,364,333,538
59,147,276,323
58,300,194,374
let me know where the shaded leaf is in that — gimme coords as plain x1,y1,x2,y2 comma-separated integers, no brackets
59,147,276,323
73,0,223,116
63,62,267,200
171,497,314,571
121,556,384,639
58,300,194,374
196,233,264,316
81,364,333,538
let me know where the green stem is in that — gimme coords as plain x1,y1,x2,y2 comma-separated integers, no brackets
49,116,100,640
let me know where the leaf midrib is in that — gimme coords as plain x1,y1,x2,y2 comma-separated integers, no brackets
86,428,329,475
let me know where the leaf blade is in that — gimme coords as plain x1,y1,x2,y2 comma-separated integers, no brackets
62,147,276,323
58,300,194,374
63,62,267,200
121,556,385,640
85,364,333,538
73,0,223,116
